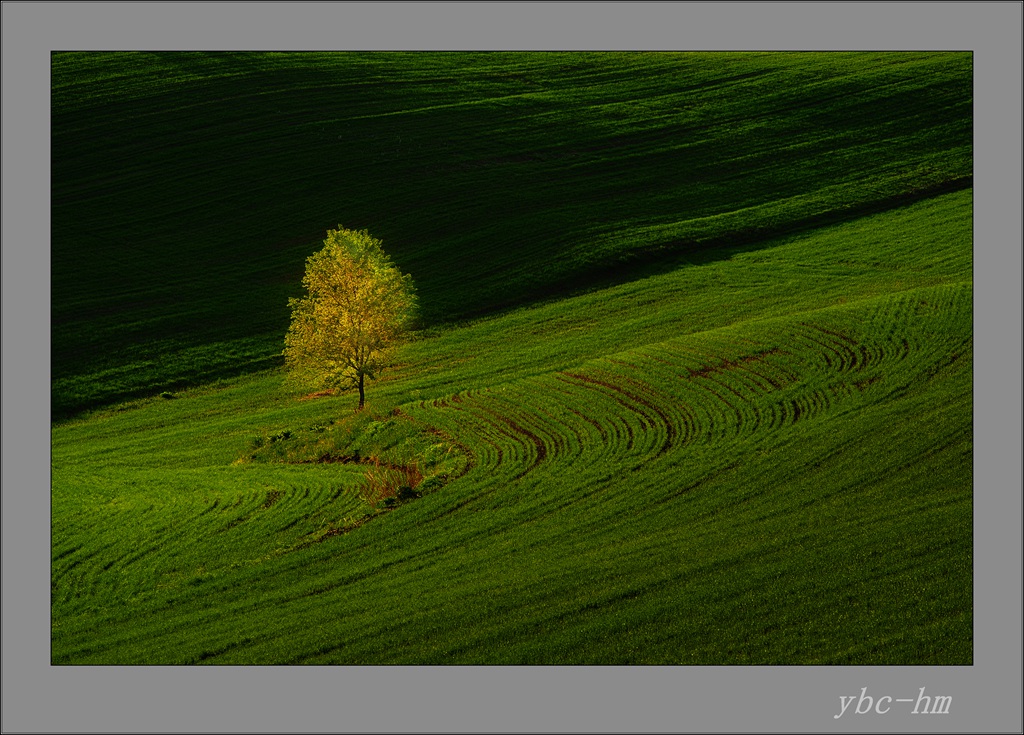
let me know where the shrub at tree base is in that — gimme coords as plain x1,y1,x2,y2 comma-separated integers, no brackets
283,227,418,409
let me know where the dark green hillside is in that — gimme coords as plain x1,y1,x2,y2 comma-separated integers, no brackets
51,51,971,417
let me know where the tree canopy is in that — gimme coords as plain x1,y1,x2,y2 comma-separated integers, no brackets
283,227,417,409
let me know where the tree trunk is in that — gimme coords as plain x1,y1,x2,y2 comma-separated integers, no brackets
358,372,365,410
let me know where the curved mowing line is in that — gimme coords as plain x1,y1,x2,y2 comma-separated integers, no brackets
472,400,549,481
602,358,697,457
555,374,641,451
604,370,689,458
795,323,861,372
434,401,508,471
525,398,584,469
558,371,675,454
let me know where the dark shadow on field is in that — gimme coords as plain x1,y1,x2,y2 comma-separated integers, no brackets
49,176,970,422
449,176,973,325
50,51,972,420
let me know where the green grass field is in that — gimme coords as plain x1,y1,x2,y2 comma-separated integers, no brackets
51,51,972,665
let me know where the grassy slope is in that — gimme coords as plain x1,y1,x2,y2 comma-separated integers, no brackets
51,51,971,418
51,189,972,664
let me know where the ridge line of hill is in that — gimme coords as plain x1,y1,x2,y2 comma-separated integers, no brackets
452,178,973,325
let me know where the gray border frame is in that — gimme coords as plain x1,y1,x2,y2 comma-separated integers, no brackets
4,2,1021,733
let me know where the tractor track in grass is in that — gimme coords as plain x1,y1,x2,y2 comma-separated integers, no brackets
475,401,549,481
429,336,810,488
559,370,677,455
549,384,611,442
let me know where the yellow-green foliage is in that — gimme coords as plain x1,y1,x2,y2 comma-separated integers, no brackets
282,228,417,407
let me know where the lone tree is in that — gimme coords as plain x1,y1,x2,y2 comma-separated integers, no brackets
283,227,417,410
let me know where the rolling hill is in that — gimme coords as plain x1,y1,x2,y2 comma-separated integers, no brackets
51,51,972,664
